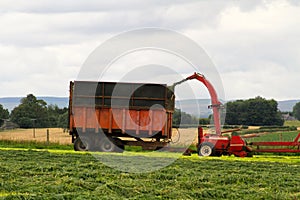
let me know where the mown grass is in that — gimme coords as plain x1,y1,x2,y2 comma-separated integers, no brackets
0,140,73,150
0,148,299,199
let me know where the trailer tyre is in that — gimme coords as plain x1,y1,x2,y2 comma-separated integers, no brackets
113,138,125,153
198,142,215,157
74,137,90,151
99,137,124,152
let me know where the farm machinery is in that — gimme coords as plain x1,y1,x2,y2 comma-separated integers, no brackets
176,72,300,157
69,72,300,156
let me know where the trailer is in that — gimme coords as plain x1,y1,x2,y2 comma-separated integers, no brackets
69,81,175,152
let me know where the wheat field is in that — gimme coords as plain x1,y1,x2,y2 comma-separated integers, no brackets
0,128,199,146
0,128,71,144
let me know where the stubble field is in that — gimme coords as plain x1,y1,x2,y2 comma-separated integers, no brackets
0,128,71,145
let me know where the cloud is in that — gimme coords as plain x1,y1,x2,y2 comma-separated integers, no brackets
0,0,188,13
0,1,234,47
0,45,78,96
222,61,300,100
183,1,300,99
0,0,299,101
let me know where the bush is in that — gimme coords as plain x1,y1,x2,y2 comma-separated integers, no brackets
199,118,210,125
259,126,297,131
222,125,248,129
241,126,297,135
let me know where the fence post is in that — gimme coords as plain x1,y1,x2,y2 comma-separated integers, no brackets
46,129,50,145
280,133,282,142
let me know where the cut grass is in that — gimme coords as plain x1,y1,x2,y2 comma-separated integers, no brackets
0,148,299,199
0,140,73,150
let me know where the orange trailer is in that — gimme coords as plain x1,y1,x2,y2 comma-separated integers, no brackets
69,81,175,152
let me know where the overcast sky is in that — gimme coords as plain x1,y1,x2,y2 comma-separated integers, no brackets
1,0,300,101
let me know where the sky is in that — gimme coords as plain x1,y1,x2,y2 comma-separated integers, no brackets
1,0,300,101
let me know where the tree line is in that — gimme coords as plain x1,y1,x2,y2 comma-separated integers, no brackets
174,96,300,126
0,94,68,128
225,97,300,126
1,94,300,129
225,96,284,126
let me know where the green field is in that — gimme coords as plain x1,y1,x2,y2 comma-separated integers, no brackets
284,120,300,127
0,147,300,199
246,131,300,142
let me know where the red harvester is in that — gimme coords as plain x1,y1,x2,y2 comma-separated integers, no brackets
179,72,300,157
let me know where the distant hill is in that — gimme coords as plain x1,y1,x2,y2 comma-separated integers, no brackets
0,97,69,111
175,99,213,118
0,97,22,111
277,100,300,112
41,97,69,108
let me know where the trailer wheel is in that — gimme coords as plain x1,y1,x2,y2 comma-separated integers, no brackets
113,138,125,153
198,142,215,156
74,137,89,151
99,137,124,152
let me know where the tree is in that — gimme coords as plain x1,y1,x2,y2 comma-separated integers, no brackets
0,104,9,126
10,94,69,128
173,108,198,126
225,96,284,126
173,108,181,125
58,111,69,129
199,118,210,125
225,100,248,125
47,104,68,128
293,102,300,120
10,94,48,128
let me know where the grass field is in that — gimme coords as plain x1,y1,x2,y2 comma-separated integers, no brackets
245,131,300,142
0,146,299,199
284,120,300,128
0,128,300,199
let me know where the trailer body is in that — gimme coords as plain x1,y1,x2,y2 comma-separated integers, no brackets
69,81,175,151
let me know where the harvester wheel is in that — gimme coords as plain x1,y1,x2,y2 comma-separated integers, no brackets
198,142,215,157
